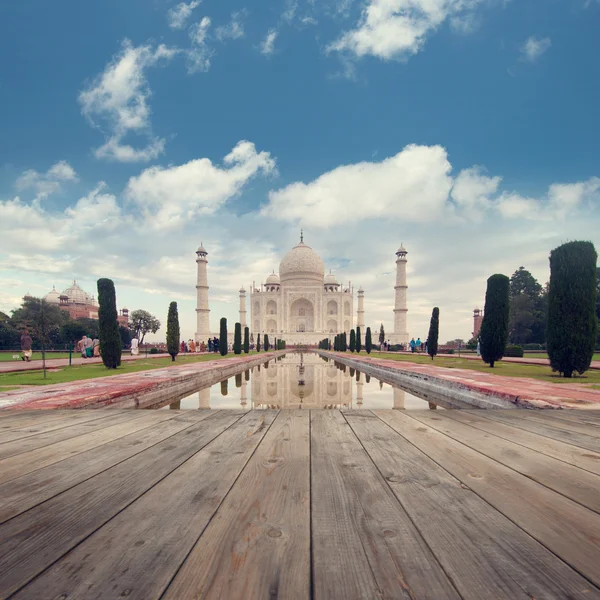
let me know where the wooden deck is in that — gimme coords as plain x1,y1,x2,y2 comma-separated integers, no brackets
0,408,599,599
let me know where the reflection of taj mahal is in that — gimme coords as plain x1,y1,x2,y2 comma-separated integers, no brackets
194,232,409,345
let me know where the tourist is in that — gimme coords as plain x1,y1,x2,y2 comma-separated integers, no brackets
20,329,33,362
424,339,428,354
208,338,213,352
416,337,422,352
84,335,94,358
131,337,139,356
190,339,196,353
410,338,416,353
477,339,481,357
180,340,185,354
92,338,100,357
79,335,88,358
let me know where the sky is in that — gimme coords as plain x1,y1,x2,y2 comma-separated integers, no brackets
0,0,599,343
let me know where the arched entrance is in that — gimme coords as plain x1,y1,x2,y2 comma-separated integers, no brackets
289,298,315,332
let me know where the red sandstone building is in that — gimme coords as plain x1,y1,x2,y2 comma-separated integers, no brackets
42,281,129,327
472,307,483,338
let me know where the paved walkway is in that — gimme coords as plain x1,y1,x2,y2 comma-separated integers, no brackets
0,351,214,374
0,409,599,599
345,354,600,409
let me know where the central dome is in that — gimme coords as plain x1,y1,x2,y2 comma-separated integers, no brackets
279,241,325,284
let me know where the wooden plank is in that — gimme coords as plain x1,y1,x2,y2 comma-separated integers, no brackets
506,411,600,437
475,410,600,453
346,411,600,599
0,411,178,485
0,411,216,524
0,410,84,430
12,411,279,600
0,411,245,598
163,410,309,600
0,411,149,459
406,410,600,514
0,409,125,444
530,410,600,427
310,410,460,600
444,410,600,476
376,409,600,588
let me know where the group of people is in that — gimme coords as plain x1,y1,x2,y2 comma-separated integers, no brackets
77,335,100,358
409,337,427,353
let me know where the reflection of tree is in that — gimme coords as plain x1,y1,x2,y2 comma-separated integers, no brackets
356,371,361,382
245,369,250,382
235,373,242,388
366,374,371,384
220,379,228,396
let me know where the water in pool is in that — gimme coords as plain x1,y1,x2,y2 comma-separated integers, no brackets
164,352,438,410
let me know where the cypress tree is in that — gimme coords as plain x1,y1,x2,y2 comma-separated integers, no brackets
349,329,356,352
257,333,261,352
166,301,180,362
243,327,250,353
219,317,228,356
97,278,122,368
379,323,385,349
264,334,270,352
366,327,372,354
234,322,242,354
356,326,362,353
343,331,347,352
427,307,440,360
547,241,598,377
480,274,510,368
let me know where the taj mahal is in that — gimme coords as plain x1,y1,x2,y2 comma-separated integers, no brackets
194,233,409,346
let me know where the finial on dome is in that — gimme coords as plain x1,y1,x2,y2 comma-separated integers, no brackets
300,229,303,243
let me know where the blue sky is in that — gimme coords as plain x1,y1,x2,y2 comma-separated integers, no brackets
1,0,599,342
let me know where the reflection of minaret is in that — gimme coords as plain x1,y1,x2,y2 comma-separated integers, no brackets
393,388,405,410
239,287,247,329
356,380,364,408
195,244,210,343
241,378,247,408
297,353,305,407
198,388,210,409
170,400,181,410
357,287,365,329
393,245,409,344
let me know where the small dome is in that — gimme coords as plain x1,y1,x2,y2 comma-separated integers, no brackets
325,272,339,285
396,244,407,255
358,286,364,293
196,243,207,254
63,280,92,305
279,239,325,285
266,271,280,285
239,286,246,293
44,286,61,305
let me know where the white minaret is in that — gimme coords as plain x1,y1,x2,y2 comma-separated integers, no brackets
392,244,409,345
239,287,247,329
357,287,365,329
195,244,210,343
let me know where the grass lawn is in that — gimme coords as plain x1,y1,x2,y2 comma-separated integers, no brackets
367,351,600,385
0,352,259,387
0,351,73,362
524,352,600,361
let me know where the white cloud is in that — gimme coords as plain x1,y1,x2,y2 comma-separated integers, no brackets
263,144,453,227
167,0,201,29
215,12,245,41
260,29,278,55
187,17,214,73
451,166,501,217
15,161,78,199
300,16,318,25
520,36,551,63
328,0,485,60
125,140,276,229
79,40,178,162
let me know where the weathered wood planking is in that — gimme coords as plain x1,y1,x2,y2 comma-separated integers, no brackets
12,411,279,600
163,410,310,600
0,409,100,432
345,411,600,599
529,410,600,428
0,411,148,460
0,409,126,444
0,412,216,524
405,410,600,514
442,410,600,476
0,411,179,485
0,411,245,598
376,409,600,588
310,410,460,600
505,411,600,437
475,410,600,453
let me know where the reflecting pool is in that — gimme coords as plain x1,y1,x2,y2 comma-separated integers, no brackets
165,352,438,410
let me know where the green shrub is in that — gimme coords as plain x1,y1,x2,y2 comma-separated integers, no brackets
149,347,159,354
166,302,180,362
505,345,524,357
480,274,510,367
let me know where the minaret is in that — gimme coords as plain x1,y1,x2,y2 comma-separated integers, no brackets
473,308,483,338
239,287,247,329
356,380,364,409
357,287,365,329
241,378,247,409
195,244,210,343
393,244,409,344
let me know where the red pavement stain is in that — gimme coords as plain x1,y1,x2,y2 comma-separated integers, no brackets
0,354,275,411
336,354,600,410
